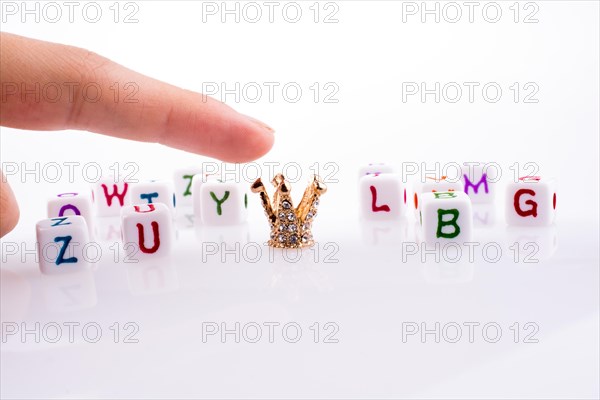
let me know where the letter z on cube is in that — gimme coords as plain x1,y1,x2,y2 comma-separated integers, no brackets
36,216,90,274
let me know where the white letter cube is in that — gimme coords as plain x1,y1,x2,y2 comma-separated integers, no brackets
198,179,248,225
358,163,395,179
505,177,556,226
36,215,90,274
47,191,94,228
173,167,203,207
359,173,406,220
121,203,173,259
128,180,176,215
462,163,497,204
419,191,473,243
93,176,131,217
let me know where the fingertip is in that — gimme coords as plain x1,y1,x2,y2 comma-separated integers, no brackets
230,117,275,163
159,101,275,163
201,105,275,162
0,33,277,164
0,173,20,238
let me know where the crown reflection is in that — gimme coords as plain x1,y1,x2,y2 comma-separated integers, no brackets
251,174,326,248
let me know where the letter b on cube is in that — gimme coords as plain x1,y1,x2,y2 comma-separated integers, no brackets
419,191,473,243
506,176,556,226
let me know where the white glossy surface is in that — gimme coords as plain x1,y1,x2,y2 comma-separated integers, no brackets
1,1,599,398
3,183,599,398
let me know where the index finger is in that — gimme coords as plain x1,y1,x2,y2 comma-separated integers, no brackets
0,33,275,163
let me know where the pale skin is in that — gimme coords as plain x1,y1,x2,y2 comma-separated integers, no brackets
0,33,275,238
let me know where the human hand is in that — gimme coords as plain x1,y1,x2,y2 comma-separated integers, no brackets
0,32,275,238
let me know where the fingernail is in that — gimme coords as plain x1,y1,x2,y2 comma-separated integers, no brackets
242,114,275,134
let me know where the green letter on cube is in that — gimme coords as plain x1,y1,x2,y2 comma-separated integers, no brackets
436,209,460,239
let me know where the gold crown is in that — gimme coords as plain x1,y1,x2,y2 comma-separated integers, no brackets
251,174,326,248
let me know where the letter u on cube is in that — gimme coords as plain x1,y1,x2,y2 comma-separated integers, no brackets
121,203,173,260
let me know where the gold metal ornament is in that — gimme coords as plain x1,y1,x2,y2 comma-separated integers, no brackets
251,174,326,248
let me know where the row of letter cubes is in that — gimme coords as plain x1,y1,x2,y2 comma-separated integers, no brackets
37,204,175,274
46,169,249,224
37,169,248,274
359,164,557,243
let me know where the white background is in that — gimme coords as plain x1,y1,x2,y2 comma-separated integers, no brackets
1,1,599,398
